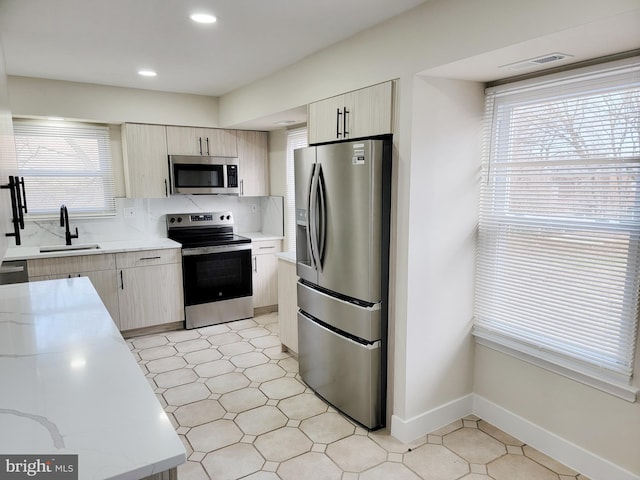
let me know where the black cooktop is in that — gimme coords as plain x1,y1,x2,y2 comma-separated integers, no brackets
166,211,251,248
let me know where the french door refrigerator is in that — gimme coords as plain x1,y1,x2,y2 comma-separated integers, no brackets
294,137,392,429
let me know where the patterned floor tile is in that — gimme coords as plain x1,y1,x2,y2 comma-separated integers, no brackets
131,313,585,480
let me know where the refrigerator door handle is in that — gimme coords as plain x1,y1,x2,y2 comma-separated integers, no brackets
308,164,320,270
317,164,326,267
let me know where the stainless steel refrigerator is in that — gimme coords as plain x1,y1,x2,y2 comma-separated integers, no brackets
294,137,392,429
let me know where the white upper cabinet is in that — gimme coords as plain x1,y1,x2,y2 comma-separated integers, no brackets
308,81,394,145
122,123,169,198
122,124,269,199
237,130,269,196
166,126,237,157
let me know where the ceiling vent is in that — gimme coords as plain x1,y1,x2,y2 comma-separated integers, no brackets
500,52,573,71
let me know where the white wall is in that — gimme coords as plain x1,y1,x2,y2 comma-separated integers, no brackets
474,345,640,476
391,76,483,439
7,76,219,127
217,0,640,474
218,0,639,128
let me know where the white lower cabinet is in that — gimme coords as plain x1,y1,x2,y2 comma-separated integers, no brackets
28,248,184,333
115,249,184,332
252,239,282,310
28,254,121,328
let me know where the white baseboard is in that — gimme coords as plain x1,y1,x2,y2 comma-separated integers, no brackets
390,393,473,443
389,393,639,480
473,394,640,480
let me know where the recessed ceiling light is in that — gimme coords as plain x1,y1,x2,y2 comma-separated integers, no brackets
275,120,297,126
190,13,217,24
138,70,157,77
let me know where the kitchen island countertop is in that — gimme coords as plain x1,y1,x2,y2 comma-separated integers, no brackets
0,277,185,479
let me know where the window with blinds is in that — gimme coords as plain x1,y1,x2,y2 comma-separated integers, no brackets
285,127,308,252
474,58,640,391
13,120,116,216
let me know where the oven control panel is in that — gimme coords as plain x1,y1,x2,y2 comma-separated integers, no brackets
166,211,234,228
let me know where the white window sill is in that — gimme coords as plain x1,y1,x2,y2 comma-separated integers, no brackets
473,331,638,403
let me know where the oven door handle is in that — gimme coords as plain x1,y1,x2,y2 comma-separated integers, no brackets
182,244,252,256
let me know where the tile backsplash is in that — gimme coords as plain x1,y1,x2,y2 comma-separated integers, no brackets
18,195,284,247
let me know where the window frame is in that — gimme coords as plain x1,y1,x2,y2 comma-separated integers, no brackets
12,119,117,218
474,57,640,401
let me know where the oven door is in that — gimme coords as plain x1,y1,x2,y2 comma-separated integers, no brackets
181,244,253,328
182,245,253,306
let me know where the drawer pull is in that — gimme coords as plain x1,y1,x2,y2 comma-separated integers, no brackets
139,256,162,261
259,246,275,250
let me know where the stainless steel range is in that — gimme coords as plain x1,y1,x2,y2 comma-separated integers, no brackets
167,211,253,329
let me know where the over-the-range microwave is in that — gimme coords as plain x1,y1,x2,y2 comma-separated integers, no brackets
168,155,239,195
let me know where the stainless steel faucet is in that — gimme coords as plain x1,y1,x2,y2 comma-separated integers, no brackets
59,204,79,246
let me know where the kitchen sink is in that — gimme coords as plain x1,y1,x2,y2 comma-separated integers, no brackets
39,243,101,253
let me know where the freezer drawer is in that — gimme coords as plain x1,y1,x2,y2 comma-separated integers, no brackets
297,280,381,342
298,311,384,429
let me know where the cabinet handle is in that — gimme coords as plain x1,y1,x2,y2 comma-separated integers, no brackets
15,176,26,228
240,179,244,196
139,256,162,261
18,176,28,215
259,246,275,250
336,108,342,138
164,179,168,197
1,176,21,245
198,137,203,155
120,270,124,290
206,137,210,156
343,107,349,137
253,256,257,273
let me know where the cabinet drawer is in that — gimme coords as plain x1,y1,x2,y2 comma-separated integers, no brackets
115,248,180,269
252,240,282,255
28,253,116,277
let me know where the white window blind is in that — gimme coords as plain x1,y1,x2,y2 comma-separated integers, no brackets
286,127,308,252
474,58,640,387
13,120,116,216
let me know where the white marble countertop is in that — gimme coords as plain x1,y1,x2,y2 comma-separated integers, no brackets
4,238,182,261
276,251,296,264
241,231,285,242
0,277,185,480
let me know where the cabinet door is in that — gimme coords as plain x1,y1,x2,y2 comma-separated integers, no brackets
166,126,201,155
345,81,393,140
308,94,345,145
118,263,184,331
122,123,169,198
200,128,237,157
237,130,268,196
252,240,282,309
28,253,116,277
252,253,279,308
167,126,238,157
30,271,120,328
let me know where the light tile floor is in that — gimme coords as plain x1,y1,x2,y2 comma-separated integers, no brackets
127,313,591,480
